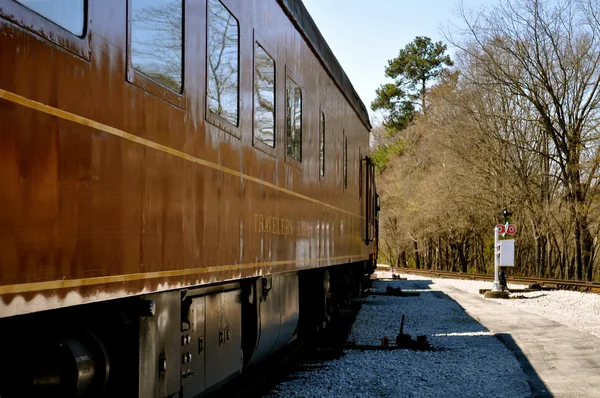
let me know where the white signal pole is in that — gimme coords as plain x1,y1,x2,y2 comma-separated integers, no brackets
492,226,501,292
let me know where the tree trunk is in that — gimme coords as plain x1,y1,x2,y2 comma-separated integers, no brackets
479,239,485,273
575,217,584,280
540,236,546,278
566,136,595,281
413,240,420,269
534,236,540,277
457,241,468,273
436,236,442,271
445,242,449,271
571,189,593,281
534,234,546,278
581,220,594,281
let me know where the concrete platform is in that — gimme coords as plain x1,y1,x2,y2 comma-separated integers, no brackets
434,280,600,397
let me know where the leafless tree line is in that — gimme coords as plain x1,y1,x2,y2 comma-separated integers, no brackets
377,0,600,281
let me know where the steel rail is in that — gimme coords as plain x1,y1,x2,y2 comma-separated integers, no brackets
393,268,600,294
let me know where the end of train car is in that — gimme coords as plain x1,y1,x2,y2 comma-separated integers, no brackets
0,0,378,396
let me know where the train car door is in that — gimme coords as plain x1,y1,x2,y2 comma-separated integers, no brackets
361,156,377,244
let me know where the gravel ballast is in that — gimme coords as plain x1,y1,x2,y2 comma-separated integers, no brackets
399,272,600,339
267,275,531,398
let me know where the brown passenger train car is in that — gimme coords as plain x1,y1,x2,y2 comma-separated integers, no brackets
0,0,378,396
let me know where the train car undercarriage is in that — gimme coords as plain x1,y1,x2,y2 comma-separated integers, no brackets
0,261,372,398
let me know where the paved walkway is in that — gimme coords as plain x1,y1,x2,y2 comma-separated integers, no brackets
434,281,600,398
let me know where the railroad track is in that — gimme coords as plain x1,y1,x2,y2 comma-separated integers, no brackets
391,267,600,294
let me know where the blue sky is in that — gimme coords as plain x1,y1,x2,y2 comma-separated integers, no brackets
301,0,499,119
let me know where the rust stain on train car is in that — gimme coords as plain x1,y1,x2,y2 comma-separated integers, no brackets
0,0,375,318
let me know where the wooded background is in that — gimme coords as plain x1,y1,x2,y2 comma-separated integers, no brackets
372,0,600,281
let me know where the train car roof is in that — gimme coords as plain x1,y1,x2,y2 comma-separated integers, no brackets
277,0,372,130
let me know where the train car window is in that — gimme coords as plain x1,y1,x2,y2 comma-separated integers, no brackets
343,132,348,190
319,111,325,177
15,0,85,36
207,0,239,126
131,0,183,93
286,77,302,162
254,43,276,147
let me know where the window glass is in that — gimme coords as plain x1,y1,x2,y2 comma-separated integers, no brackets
131,0,183,93
343,133,348,189
16,0,85,36
319,111,325,177
207,0,239,126
286,77,302,162
254,44,275,147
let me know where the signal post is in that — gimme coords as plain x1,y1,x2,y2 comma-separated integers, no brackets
485,220,516,299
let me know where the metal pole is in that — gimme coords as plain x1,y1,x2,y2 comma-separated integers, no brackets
493,227,500,291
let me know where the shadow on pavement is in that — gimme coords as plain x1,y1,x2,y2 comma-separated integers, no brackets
495,333,553,397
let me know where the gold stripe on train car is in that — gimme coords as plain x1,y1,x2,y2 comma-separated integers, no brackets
0,88,363,219
0,255,367,295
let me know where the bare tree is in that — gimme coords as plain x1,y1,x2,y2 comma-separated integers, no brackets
131,0,183,92
207,0,239,125
254,44,276,146
449,0,600,280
